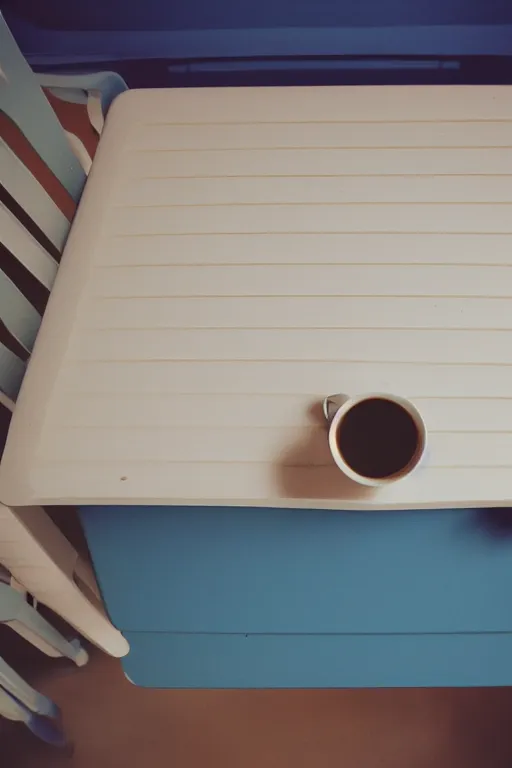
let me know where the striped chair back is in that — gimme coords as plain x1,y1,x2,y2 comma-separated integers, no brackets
0,16,130,659
0,14,85,412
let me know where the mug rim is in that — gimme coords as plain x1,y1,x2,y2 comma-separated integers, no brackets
327,392,427,487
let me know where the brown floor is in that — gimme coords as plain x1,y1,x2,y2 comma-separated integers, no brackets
2,627,512,768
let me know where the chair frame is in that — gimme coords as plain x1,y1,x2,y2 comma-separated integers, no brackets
0,13,129,658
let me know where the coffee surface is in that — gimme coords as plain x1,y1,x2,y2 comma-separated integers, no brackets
336,398,419,479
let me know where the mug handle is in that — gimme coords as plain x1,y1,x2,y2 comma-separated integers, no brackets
322,394,350,422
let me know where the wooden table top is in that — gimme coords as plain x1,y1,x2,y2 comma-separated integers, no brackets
2,85,512,508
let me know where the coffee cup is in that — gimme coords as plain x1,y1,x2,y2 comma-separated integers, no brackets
323,393,427,487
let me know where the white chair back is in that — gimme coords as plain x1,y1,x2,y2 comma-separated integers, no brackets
0,13,85,405
0,15,129,657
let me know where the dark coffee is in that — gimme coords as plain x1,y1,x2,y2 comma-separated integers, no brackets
336,398,419,479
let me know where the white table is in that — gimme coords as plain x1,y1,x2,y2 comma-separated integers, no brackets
2,84,512,510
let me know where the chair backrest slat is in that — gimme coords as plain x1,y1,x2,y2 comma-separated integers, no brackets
0,203,58,290
0,14,78,406
0,15,126,407
0,271,41,354
0,342,26,403
0,140,70,253
0,14,85,204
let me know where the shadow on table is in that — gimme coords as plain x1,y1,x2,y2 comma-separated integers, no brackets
275,401,376,504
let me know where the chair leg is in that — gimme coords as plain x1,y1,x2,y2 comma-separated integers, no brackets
0,579,62,656
0,504,129,657
0,685,67,746
0,582,88,665
7,621,63,658
0,684,25,721
7,612,88,666
0,656,60,718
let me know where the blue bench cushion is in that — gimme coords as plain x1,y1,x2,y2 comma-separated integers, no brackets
80,505,512,687
121,631,512,688
80,506,512,635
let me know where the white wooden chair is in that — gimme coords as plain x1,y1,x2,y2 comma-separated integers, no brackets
0,14,128,658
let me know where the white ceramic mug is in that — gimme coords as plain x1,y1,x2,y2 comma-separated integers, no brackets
323,393,427,487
